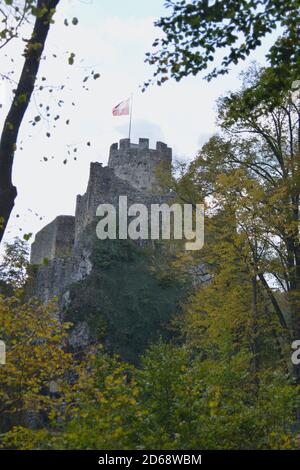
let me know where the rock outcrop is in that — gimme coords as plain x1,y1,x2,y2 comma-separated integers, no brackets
28,138,185,361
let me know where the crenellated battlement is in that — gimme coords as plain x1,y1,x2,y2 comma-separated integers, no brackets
108,138,172,193
109,137,171,153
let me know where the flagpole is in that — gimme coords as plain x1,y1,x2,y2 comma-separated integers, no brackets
128,93,133,140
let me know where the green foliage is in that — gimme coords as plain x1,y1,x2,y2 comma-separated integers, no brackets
0,238,29,289
64,239,185,362
4,342,299,450
1,36,300,449
2,351,142,450
0,294,74,437
1,231,299,450
144,0,300,87
0,1,34,49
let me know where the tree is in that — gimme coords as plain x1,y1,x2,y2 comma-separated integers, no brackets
216,66,300,380
161,63,300,382
0,233,92,448
177,202,300,448
0,294,73,436
0,0,61,243
0,0,35,51
5,338,299,450
2,351,143,450
144,0,300,88
0,237,30,289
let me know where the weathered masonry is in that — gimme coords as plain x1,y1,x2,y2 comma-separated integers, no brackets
30,138,172,301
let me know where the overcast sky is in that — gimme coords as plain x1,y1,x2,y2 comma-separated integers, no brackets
0,0,277,246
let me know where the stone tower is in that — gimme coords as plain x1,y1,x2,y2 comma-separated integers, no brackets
108,138,172,193
74,138,172,243
29,138,172,301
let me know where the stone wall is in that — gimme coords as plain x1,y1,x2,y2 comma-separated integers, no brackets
74,161,168,244
29,244,92,303
30,215,75,265
108,138,172,193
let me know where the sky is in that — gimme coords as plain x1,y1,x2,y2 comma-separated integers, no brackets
0,0,278,246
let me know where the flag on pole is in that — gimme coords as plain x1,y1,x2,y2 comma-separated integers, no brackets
112,98,130,116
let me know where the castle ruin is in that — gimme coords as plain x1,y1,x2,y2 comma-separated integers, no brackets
30,138,172,301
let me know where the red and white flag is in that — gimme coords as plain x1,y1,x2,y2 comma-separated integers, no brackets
112,98,130,116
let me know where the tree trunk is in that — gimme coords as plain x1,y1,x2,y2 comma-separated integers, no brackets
0,0,60,244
